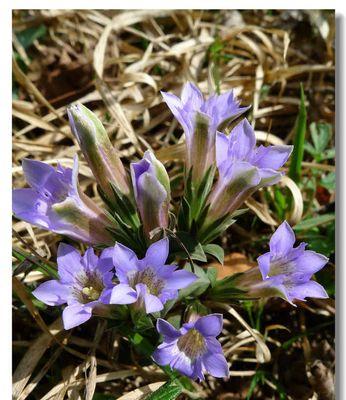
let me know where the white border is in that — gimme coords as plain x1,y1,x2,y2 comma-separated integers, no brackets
2,2,345,399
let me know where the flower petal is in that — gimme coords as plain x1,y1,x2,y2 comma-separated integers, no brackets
57,243,83,283
144,238,169,267
228,119,256,161
12,188,50,229
288,280,328,301
110,284,137,304
252,145,293,169
152,342,178,365
113,242,139,281
202,351,229,378
257,252,272,279
32,280,69,306
293,250,329,275
181,82,204,108
97,247,115,273
82,247,98,271
22,158,56,190
156,318,181,339
164,269,197,291
269,221,296,256
136,283,164,313
195,314,223,337
62,303,92,329
171,352,194,378
215,131,230,172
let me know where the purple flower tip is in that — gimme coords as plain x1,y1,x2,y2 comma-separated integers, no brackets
153,314,228,380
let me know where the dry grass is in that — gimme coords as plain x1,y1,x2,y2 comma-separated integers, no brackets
12,10,335,399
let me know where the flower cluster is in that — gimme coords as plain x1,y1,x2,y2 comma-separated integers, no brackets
13,82,329,382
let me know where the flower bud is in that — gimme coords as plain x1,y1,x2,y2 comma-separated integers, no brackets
130,151,171,237
67,103,130,200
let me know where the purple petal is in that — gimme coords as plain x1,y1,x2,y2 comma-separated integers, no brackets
202,351,229,378
215,131,230,172
57,243,83,283
293,250,329,275
181,82,204,108
269,221,296,256
152,342,178,365
288,281,328,301
82,247,98,271
195,314,223,337
144,238,169,267
258,168,283,186
165,270,197,290
113,242,139,280
97,247,115,273
110,284,137,304
22,158,56,190
32,280,69,306
62,304,92,329
171,352,194,378
161,92,189,132
136,283,164,313
228,119,256,161
252,145,293,169
257,252,271,279
156,318,181,339
12,188,50,228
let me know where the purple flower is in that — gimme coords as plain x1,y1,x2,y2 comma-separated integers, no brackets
12,156,115,245
235,221,328,304
131,151,170,237
110,238,196,313
67,103,130,200
152,314,228,380
32,244,117,329
206,119,293,222
161,82,249,182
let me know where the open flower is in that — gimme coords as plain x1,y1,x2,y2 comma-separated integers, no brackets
161,82,249,182
131,151,171,237
206,119,293,223
235,221,329,304
12,156,115,245
32,244,118,329
152,314,228,380
110,238,196,313
67,103,130,200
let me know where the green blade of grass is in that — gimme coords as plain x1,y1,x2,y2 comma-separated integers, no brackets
289,83,307,183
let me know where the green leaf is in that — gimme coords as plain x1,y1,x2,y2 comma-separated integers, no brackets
289,84,307,183
203,244,224,264
178,264,210,298
145,379,182,400
293,214,335,231
173,231,207,262
16,24,47,49
320,172,335,191
310,122,331,154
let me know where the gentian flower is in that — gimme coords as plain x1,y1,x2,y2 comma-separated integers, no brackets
206,118,293,223
234,221,329,304
110,238,196,313
161,82,249,182
131,151,171,237
67,103,130,200
32,244,118,329
152,314,228,380
12,156,115,245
